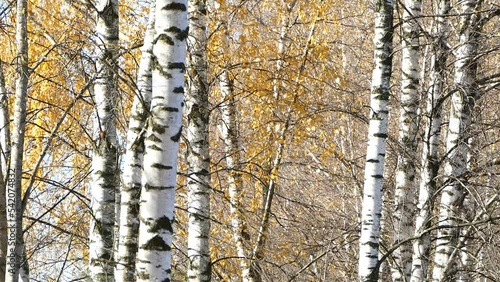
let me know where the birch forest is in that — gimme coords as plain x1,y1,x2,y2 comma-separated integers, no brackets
0,0,498,281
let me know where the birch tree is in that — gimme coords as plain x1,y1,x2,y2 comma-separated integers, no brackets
115,3,155,282
250,3,300,279
0,61,9,281
358,0,393,281
218,73,257,282
135,0,188,280
4,0,29,280
391,0,421,280
215,16,259,281
0,62,9,176
88,0,120,280
410,1,451,281
432,0,481,280
186,0,211,280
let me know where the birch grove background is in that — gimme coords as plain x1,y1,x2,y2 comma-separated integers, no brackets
0,0,498,281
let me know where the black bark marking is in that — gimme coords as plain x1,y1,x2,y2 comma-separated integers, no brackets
100,252,111,261
151,163,173,170
173,87,184,94
165,27,189,41
152,56,173,78
144,184,175,191
150,121,166,134
149,216,174,233
168,62,186,71
170,126,183,142
146,133,162,143
161,2,187,11
164,107,179,112
141,235,171,251
155,34,175,46
97,4,119,28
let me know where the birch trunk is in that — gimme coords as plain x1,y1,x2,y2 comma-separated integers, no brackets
5,0,29,279
115,3,155,282
0,61,9,282
135,0,188,280
18,245,28,282
410,1,450,281
0,61,9,176
88,0,119,280
251,12,319,281
250,7,296,280
432,0,480,280
218,70,256,282
358,0,393,281
391,1,421,281
217,21,257,282
456,194,474,282
186,0,211,280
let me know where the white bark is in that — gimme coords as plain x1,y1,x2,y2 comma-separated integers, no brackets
218,72,257,282
186,0,211,280
5,0,29,280
18,245,28,282
115,3,155,282
456,140,476,281
432,0,480,280
456,195,474,282
88,0,119,280
250,6,297,279
0,61,9,281
135,1,188,280
391,1,421,281
358,0,393,281
253,8,315,279
217,21,256,282
0,61,9,177
410,1,450,281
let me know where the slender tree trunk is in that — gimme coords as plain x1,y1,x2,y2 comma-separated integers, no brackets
0,61,9,175
253,8,318,280
410,1,450,281
358,0,393,281
0,70,9,271
0,61,10,282
135,0,188,280
250,5,297,279
186,0,211,280
4,0,29,280
17,245,27,282
218,69,256,282
431,1,480,280
217,21,257,282
115,3,155,282
88,0,119,280
391,0,421,280
456,194,474,282
454,133,476,282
